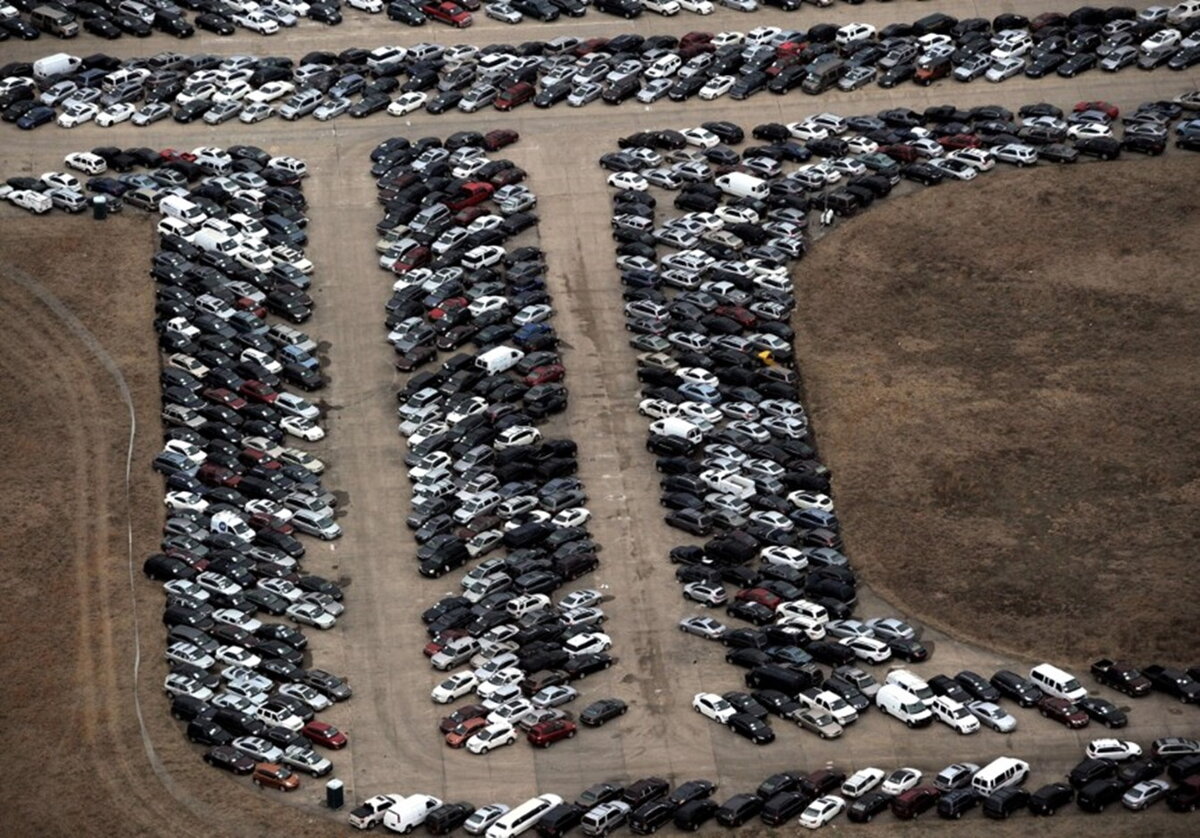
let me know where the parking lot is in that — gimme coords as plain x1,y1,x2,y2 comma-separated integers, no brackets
1,2,1199,835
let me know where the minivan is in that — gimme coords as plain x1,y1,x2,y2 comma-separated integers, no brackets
1077,778,1124,812
937,788,979,819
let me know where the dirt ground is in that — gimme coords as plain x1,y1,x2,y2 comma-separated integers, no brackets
795,156,1200,668
0,213,330,837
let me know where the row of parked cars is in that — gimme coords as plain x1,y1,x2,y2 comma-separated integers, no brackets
59,144,366,792
348,738,1200,835
368,131,628,753
6,5,1197,133
597,102,1200,749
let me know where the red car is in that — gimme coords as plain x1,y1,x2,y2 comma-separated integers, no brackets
240,380,279,404
197,463,242,488
429,298,469,320
494,82,535,111
1074,99,1118,119
201,387,247,410
484,129,519,151
715,305,756,327
395,345,436,372
574,37,610,57
490,167,527,187
735,587,783,611
454,206,491,226
302,720,348,749
891,787,940,820
445,716,488,748
422,0,472,26
445,182,494,211
159,147,197,163
390,245,431,275
879,143,921,163
523,364,565,386
238,446,281,470
1038,696,1090,729
938,133,982,150
439,703,489,734
526,718,578,748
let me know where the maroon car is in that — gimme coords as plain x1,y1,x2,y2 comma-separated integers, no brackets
1039,696,1090,729
439,703,489,735
526,718,578,748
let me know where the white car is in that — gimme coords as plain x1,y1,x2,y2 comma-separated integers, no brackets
607,172,648,191
467,721,517,754
57,102,98,128
389,92,428,116
1142,28,1182,51
165,491,209,513
215,644,261,669
841,767,885,798
698,75,735,100
164,672,213,701
1086,738,1143,762
165,641,215,669
232,736,283,763
477,669,525,702
551,507,591,529
991,143,1039,167
495,425,541,449
64,151,107,175
838,636,892,664
1067,121,1114,140
213,608,262,633
881,768,921,796
281,416,325,441
787,120,829,142
431,671,480,703
95,103,136,127
799,795,845,829
928,696,981,734
677,0,713,11
929,157,979,181
947,148,995,172
693,692,737,723
486,2,522,22
347,0,381,10
247,81,294,103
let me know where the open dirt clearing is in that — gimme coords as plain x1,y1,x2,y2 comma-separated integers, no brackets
0,214,329,837
795,156,1200,667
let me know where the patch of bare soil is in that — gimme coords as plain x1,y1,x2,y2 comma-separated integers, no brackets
0,211,331,836
795,156,1200,667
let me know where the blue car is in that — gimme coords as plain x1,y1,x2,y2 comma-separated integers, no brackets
678,382,721,404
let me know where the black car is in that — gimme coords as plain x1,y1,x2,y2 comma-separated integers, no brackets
955,670,1001,702
1027,782,1074,816
195,12,235,34
1076,696,1127,728
203,744,255,774
847,790,893,823
760,791,812,826
990,669,1043,707
1122,133,1165,155
593,0,642,17
579,697,626,726
387,0,427,24
902,162,945,185
727,712,774,744
1068,758,1116,789
629,800,676,835
982,786,1029,819
716,793,764,827
576,782,625,809
1077,777,1124,812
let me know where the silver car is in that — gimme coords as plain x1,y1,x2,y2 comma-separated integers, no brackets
967,701,1017,732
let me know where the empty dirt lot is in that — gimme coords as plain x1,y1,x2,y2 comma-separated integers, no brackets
0,216,329,837
796,156,1200,667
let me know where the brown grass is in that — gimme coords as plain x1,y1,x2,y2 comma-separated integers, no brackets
794,156,1200,667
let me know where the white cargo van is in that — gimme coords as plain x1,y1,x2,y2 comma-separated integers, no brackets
159,194,207,225
875,684,933,728
193,228,240,255
649,417,704,445
476,345,524,374
486,794,563,838
885,669,934,701
33,52,82,82
714,171,769,200
971,757,1029,797
381,794,443,833
1028,663,1087,701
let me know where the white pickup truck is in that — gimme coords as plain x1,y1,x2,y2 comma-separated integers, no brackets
700,468,756,499
348,794,405,829
799,687,859,726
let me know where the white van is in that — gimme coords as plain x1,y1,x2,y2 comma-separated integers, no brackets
159,194,207,225
885,669,934,701
33,52,81,82
875,683,933,728
1028,663,1087,701
649,417,704,445
382,794,443,834
486,794,563,838
157,217,196,240
193,228,239,255
971,757,1029,797
476,346,524,374
713,171,769,201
